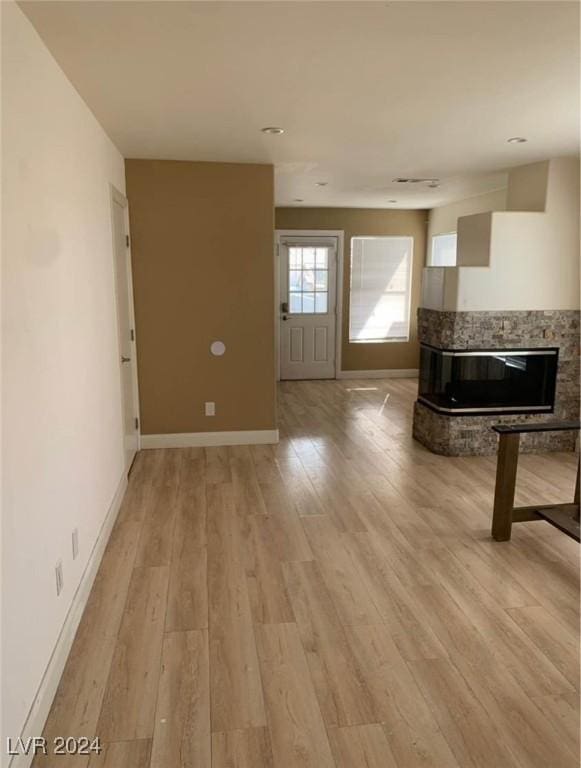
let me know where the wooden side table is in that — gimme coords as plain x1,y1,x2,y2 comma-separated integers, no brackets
491,421,580,542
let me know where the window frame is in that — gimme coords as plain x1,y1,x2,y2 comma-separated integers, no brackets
348,235,414,345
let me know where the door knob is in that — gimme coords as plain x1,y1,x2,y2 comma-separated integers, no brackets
121,356,131,363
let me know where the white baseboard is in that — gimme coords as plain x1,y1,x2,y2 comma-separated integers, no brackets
337,368,419,380
9,473,128,768
141,429,279,449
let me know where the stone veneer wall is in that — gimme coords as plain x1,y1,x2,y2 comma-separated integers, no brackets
413,309,580,456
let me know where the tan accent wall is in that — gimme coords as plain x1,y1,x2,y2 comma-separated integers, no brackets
126,160,276,435
275,208,427,371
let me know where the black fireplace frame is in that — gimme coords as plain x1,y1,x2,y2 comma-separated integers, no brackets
418,343,559,417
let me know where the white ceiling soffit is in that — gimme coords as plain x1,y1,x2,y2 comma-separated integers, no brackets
19,1,580,209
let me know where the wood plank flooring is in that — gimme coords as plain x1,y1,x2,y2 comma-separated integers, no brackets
34,378,580,767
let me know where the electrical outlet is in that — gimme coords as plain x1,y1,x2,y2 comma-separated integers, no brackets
205,401,215,416
55,561,64,596
72,528,79,560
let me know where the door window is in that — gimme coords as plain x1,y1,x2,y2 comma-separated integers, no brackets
288,246,329,314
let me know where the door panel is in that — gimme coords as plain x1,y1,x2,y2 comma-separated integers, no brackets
314,326,329,362
290,327,304,362
280,239,337,380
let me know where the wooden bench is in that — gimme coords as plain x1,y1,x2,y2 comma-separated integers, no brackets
491,421,580,542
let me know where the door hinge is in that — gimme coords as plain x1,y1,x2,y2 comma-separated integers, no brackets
134,417,139,430
130,328,135,341
125,234,130,248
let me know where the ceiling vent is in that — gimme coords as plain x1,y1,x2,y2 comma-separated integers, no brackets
393,177,440,185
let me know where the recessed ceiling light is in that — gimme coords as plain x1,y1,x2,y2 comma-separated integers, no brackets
261,126,284,135
315,181,328,187
507,137,527,143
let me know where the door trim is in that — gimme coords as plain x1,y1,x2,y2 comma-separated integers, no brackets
275,229,344,381
110,184,141,462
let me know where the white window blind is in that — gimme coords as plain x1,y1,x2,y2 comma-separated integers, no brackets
431,232,457,266
349,236,413,343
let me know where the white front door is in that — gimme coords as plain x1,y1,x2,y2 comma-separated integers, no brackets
279,238,337,380
111,187,140,472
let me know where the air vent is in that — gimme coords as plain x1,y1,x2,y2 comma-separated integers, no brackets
393,177,440,185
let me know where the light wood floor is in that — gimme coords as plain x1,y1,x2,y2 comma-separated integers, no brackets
35,378,580,768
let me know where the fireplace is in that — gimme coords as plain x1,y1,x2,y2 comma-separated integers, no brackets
413,309,578,455
418,344,559,416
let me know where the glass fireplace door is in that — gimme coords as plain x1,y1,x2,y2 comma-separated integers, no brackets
419,346,558,415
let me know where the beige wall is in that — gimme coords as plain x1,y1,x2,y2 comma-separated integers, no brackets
126,160,276,434
275,208,427,371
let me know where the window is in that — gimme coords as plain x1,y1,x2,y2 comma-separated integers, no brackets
349,236,413,343
431,232,457,266
288,246,329,314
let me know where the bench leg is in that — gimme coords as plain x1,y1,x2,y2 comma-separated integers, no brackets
492,433,520,541
574,453,580,521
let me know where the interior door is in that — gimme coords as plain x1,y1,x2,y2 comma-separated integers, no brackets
279,238,337,380
111,188,140,472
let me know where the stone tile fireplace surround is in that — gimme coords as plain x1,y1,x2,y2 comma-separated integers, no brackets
413,308,580,455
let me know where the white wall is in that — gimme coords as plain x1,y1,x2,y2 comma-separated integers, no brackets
421,158,580,312
453,211,576,311
426,187,507,264
1,3,126,758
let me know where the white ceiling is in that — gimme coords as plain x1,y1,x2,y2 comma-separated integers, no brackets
20,1,580,209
